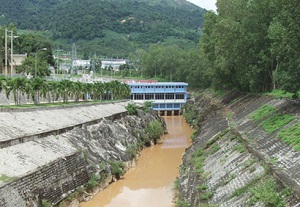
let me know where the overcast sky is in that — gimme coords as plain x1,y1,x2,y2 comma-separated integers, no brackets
186,0,217,11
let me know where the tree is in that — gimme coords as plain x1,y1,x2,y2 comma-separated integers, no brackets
146,121,164,144
28,77,46,104
268,0,300,96
59,79,72,102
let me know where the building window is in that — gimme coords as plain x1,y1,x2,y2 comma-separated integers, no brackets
155,93,164,100
166,93,175,99
145,93,154,100
175,94,184,99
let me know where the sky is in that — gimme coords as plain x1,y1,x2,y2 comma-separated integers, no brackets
186,0,217,11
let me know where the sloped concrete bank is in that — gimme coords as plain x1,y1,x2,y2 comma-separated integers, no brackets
0,101,165,207
178,91,300,206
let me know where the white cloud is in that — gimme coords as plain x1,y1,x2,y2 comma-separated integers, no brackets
186,0,217,11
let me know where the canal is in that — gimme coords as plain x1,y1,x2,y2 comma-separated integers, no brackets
80,116,191,207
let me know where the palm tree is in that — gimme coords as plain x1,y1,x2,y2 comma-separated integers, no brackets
103,82,112,100
120,83,131,99
46,81,60,103
59,79,72,102
83,82,94,101
5,77,28,105
93,81,104,100
28,77,46,105
0,76,6,93
72,81,84,102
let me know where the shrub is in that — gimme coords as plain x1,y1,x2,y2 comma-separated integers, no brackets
85,175,99,191
250,178,284,206
109,160,125,179
146,120,164,143
125,103,138,115
143,101,153,112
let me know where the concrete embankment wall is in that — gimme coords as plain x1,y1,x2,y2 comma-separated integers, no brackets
0,101,163,206
178,91,300,206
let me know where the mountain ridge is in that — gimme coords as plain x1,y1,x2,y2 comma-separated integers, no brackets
0,0,206,57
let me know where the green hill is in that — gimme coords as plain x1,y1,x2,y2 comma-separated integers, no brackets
0,0,206,57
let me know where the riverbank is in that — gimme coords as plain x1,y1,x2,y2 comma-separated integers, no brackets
0,101,165,207
177,90,300,206
80,116,191,207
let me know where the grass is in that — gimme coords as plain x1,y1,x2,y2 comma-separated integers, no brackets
277,122,300,151
259,114,295,134
0,99,122,109
0,174,17,182
249,178,285,206
266,90,295,99
233,143,246,153
250,104,277,122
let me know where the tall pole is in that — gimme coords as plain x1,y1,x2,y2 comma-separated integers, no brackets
4,28,7,76
10,30,13,77
35,48,47,77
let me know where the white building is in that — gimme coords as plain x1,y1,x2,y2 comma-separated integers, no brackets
101,60,127,70
72,59,91,68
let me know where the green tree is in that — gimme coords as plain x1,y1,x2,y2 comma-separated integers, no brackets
146,121,164,144
268,0,300,96
28,77,46,104
4,76,28,105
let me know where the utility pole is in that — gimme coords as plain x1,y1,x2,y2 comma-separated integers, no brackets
4,28,7,76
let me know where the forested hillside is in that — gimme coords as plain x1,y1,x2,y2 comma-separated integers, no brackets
139,0,300,97
0,0,206,57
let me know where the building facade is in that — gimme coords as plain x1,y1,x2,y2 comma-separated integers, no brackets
126,81,188,115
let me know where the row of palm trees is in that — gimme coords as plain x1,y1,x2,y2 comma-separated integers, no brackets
0,76,131,105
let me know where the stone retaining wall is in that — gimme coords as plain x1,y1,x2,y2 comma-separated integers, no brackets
178,91,300,206
0,101,163,206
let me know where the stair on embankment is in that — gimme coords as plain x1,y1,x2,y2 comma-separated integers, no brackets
178,91,300,207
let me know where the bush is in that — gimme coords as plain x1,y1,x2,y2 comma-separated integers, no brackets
146,121,164,143
85,175,99,191
143,101,153,112
109,161,125,179
125,103,138,115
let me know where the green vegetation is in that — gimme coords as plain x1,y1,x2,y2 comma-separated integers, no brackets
277,122,300,151
126,144,139,159
0,174,16,182
42,199,52,207
0,76,130,106
177,199,190,207
222,174,236,185
85,175,99,191
259,114,295,134
109,160,126,180
0,0,205,57
143,101,153,112
183,104,198,127
266,90,295,99
233,144,246,153
145,120,164,143
250,104,277,122
125,103,138,115
200,191,214,200
249,178,288,207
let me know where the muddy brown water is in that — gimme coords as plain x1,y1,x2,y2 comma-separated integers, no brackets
80,116,191,207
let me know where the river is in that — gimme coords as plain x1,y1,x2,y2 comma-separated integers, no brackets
80,116,191,207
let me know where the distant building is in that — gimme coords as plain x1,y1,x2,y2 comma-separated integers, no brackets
72,60,91,68
101,59,127,70
126,81,188,116
1,53,27,76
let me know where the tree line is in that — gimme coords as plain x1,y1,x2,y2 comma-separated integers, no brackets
140,0,300,97
0,76,130,106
